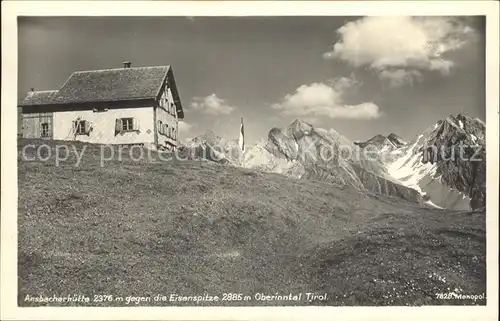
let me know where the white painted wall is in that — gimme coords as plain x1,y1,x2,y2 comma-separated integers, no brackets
53,106,155,148
156,87,178,148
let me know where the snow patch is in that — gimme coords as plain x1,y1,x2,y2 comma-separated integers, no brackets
379,145,393,153
386,142,443,206
386,138,472,210
458,120,464,129
426,200,443,209
387,152,436,194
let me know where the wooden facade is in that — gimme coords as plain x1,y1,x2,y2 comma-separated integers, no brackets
155,85,179,150
21,112,53,139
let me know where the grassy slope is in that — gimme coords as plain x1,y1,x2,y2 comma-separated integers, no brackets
17,139,486,306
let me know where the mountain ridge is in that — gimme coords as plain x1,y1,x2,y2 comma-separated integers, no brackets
384,113,485,210
181,114,485,211
354,133,407,153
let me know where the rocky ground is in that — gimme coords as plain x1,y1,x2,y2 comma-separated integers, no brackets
18,139,486,306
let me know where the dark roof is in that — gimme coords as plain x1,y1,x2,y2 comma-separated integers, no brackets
19,65,184,118
21,90,59,106
54,66,170,104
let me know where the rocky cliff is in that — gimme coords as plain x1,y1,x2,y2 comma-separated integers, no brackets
354,133,407,153
180,115,485,210
383,114,485,210
260,120,422,202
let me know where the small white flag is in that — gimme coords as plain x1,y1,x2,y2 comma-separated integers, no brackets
239,117,245,153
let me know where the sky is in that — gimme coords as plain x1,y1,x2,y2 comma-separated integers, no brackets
18,16,485,144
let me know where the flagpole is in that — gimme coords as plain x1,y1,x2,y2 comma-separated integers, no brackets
239,116,245,167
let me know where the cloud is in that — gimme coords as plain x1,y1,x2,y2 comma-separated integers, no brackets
324,17,475,85
326,73,361,91
177,121,193,141
178,120,192,133
272,77,380,120
189,94,236,115
378,69,423,88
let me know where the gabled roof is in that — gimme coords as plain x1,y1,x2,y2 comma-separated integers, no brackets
53,66,170,104
21,90,59,106
19,65,184,118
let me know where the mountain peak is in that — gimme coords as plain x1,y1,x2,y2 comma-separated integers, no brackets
191,129,221,146
365,134,389,146
387,133,407,147
432,113,485,138
354,132,407,151
290,119,312,128
287,119,314,138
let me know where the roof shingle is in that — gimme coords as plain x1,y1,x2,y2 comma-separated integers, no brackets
19,65,184,118
20,66,170,106
21,90,59,106
54,66,170,104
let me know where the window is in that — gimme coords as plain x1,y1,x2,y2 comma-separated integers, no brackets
158,122,177,138
115,118,139,135
41,123,50,137
74,120,87,135
159,93,169,111
122,118,134,131
170,103,175,115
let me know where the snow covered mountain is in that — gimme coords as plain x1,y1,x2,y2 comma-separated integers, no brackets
381,113,485,210
244,119,422,203
354,133,407,153
180,114,485,211
178,130,241,165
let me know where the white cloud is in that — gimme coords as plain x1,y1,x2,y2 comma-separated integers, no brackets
324,17,475,85
378,69,423,88
177,121,193,142
272,78,380,120
189,94,236,115
178,120,192,133
327,73,361,91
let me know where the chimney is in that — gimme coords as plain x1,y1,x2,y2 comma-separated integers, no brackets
123,61,131,68
30,87,34,92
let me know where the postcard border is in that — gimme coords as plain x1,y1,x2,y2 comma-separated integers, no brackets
2,1,499,320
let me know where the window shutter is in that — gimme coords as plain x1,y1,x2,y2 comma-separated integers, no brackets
133,118,139,131
115,119,122,134
72,121,77,132
84,120,91,134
